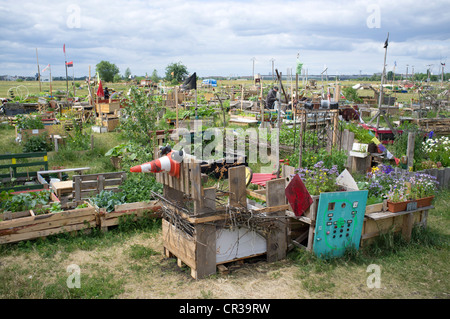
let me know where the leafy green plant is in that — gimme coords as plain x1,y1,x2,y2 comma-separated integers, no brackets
120,86,165,158
105,143,131,158
342,87,363,103
15,114,44,130
119,173,163,203
63,120,90,151
0,190,51,213
48,202,63,213
342,122,374,144
22,133,53,152
89,190,126,213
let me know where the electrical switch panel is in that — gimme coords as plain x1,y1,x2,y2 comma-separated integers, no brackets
312,190,368,258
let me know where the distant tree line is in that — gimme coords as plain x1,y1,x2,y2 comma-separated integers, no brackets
356,72,450,82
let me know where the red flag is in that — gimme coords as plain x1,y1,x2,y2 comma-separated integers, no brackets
66,61,73,67
96,80,104,97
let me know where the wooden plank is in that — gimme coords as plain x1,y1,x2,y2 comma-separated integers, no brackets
1,214,96,236
246,189,266,202
0,207,95,231
266,213,287,262
366,206,434,221
266,178,286,207
365,203,384,215
0,220,96,244
1,210,31,221
73,172,126,181
228,165,247,208
402,212,415,242
74,175,81,202
76,179,123,190
252,204,290,214
162,219,196,270
184,161,190,197
194,223,217,279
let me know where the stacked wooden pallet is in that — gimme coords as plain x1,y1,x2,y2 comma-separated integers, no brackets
159,160,288,279
72,171,127,205
0,206,97,245
95,99,120,132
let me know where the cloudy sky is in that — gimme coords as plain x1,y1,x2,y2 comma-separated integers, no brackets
0,0,449,78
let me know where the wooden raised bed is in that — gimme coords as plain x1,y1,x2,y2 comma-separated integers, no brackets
95,100,120,114
94,201,162,231
361,204,432,246
0,205,97,244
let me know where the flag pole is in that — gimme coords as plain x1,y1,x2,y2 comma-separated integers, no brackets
175,86,179,129
73,64,76,99
64,44,69,102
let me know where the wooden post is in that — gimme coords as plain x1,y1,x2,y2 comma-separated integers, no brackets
260,78,264,127
265,178,287,262
240,84,244,111
298,110,305,168
175,86,179,129
406,132,415,170
49,66,53,100
228,165,247,208
332,110,339,147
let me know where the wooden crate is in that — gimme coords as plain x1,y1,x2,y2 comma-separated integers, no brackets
0,206,97,244
160,163,288,279
96,201,162,231
72,171,127,204
95,118,119,132
361,205,431,246
95,100,120,114
163,219,216,279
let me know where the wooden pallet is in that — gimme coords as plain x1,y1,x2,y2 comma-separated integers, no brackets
0,206,97,244
361,205,432,246
160,163,288,279
72,171,127,205
96,201,162,231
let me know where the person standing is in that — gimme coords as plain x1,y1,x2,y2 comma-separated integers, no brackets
265,86,278,109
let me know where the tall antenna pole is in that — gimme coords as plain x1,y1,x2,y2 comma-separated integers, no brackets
270,58,275,82
251,57,256,80
377,32,389,130
35,48,41,92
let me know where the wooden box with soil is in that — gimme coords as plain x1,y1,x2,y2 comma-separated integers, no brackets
0,205,97,244
93,201,162,231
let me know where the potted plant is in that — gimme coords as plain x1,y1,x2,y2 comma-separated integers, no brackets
408,173,439,208
385,181,410,213
105,143,131,169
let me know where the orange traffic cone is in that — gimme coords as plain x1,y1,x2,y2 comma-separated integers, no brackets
130,150,181,178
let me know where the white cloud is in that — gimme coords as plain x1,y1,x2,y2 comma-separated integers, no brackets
0,0,448,77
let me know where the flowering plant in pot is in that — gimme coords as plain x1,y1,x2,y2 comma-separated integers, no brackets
384,180,410,213
408,173,439,207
